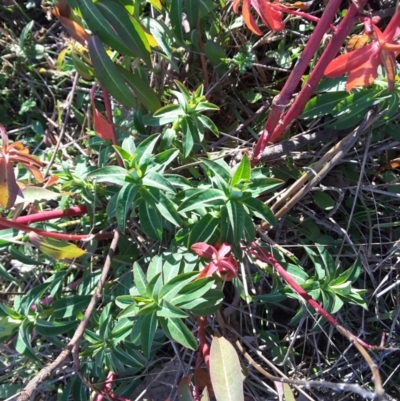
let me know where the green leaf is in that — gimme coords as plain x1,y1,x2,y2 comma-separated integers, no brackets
231,154,251,187
182,118,195,158
15,320,39,360
243,213,255,242
188,213,219,247
29,233,86,260
170,0,183,43
116,184,138,229
313,191,335,210
88,35,137,108
172,279,215,306
330,258,362,286
301,92,348,119
143,172,176,193
19,281,53,315
210,335,244,401
52,296,91,319
35,319,78,336
87,166,127,186
283,384,296,401
133,262,148,298
226,200,245,244
185,0,199,29
139,201,163,240
74,0,138,57
141,310,157,358
159,317,197,350
116,65,161,112
240,197,276,226
96,0,151,65
159,272,198,302
316,245,336,282
284,263,309,284
157,299,187,318
112,345,143,368
179,189,226,213
177,289,223,315
135,133,160,170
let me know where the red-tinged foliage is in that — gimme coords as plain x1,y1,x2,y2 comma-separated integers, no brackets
325,12,400,91
0,124,43,209
191,242,238,281
53,0,90,45
90,84,115,141
234,0,285,34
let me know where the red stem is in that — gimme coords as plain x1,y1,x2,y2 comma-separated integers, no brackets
197,316,210,370
0,206,88,230
0,215,112,241
267,2,366,145
248,243,381,350
253,1,366,160
101,87,123,168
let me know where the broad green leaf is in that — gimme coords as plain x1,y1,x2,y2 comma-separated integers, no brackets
301,92,348,119
201,158,231,182
74,0,139,57
172,279,215,306
139,201,163,240
133,262,148,298
330,258,362,286
0,316,21,341
240,197,276,226
177,289,223,315
35,319,78,336
159,317,197,350
157,299,187,318
52,296,91,318
226,200,244,244
19,281,53,315
87,166,127,186
231,154,251,187
135,133,160,170
316,245,336,282
71,52,93,80
188,213,219,247
179,189,226,213
112,345,143,368
147,255,163,282
158,272,198,301
29,233,86,260
143,172,175,193
116,65,161,112
141,310,157,358
283,263,309,284
313,191,335,210
154,191,181,226
170,0,183,43
96,0,151,65
116,184,138,229
185,0,199,29
88,35,137,108
243,213,255,242
15,320,38,360
182,118,195,158
15,186,70,206
148,104,184,125
210,335,244,401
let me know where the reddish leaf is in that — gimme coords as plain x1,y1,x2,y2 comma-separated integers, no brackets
380,49,397,92
191,242,216,259
254,0,284,32
0,157,20,209
324,43,376,78
345,52,380,91
242,0,263,35
93,107,114,141
0,124,8,149
233,0,241,13
216,242,231,258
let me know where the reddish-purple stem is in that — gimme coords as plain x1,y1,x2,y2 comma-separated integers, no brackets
253,1,367,160
0,206,88,230
249,242,381,350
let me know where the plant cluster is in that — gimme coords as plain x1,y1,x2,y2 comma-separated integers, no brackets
1,0,400,400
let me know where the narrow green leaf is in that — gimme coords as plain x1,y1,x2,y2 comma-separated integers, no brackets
185,0,199,29
159,272,198,301
116,65,161,112
15,320,38,361
96,0,151,65
35,319,78,336
170,0,183,43
143,172,176,193
159,317,197,350
188,213,219,247
141,310,157,358
154,191,181,226
301,92,348,119
182,118,195,158
135,133,160,170
157,299,187,318
240,197,276,226
52,296,91,319
116,184,138,229
226,200,245,244
87,166,127,186
313,191,335,210
172,279,214,306
139,201,163,240
210,336,244,401
179,189,226,213
177,289,223,315
231,154,251,187
133,262,148,298
88,35,137,108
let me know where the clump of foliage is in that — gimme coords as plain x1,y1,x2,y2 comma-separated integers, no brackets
1,0,400,400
